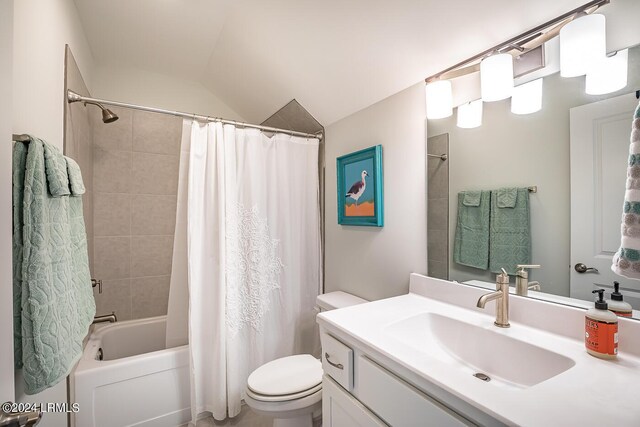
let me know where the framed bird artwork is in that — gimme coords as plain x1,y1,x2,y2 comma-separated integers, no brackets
336,145,384,226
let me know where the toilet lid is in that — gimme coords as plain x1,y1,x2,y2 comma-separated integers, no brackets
248,354,322,396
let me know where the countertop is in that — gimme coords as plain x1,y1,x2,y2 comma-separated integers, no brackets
317,274,640,426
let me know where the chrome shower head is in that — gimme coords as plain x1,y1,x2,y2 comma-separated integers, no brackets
101,108,119,123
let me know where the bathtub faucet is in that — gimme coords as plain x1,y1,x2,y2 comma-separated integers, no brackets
93,312,117,324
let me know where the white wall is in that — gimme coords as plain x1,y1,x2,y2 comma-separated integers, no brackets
13,0,95,150
12,1,95,425
0,0,14,404
325,83,428,301
92,64,244,121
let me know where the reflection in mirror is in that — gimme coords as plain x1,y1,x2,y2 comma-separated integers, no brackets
427,42,640,318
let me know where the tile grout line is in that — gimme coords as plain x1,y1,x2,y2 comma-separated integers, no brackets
129,116,134,320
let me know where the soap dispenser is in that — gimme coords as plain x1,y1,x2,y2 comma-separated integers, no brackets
606,281,633,318
585,289,618,359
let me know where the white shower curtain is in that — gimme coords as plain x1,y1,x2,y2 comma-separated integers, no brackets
166,120,322,423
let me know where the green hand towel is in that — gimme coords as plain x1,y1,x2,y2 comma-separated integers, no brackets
453,190,490,269
463,191,482,206
13,137,96,394
65,157,86,196
489,187,531,274
496,187,517,208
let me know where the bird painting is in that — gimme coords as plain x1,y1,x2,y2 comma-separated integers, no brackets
346,170,368,206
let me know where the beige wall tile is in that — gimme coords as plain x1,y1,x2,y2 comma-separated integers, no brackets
94,148,132,193
84,190,94,273
94,193,131,236
133,110,182,155
94,236,131,279
427,197,448,231
93,106,133,151
131,276,170,319
132,152,179,195
427,228,448,263
131,195,177,236
94,278,132,321
428,260,448,281
131,235,174,277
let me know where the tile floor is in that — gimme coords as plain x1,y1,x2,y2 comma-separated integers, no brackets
180,404,322,427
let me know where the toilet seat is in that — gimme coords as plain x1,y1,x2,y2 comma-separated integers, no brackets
247,354,322,401
246,382,322,402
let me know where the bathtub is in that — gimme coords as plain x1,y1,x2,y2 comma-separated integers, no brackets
71,316,190,427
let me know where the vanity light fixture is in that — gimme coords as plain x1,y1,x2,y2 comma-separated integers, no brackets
457,99,483,128
424,0,609,121
480,53,514,102
585,49,629,95
560,13,606,78
511,78,543,115
425,80,453,119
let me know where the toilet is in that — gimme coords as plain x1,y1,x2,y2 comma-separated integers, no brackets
244,291,367,427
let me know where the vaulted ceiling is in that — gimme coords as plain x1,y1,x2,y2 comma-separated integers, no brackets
75,0,606,125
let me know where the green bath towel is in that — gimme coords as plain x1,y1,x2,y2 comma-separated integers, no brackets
489,187,531,274
13,137,95,394
453,190,490,269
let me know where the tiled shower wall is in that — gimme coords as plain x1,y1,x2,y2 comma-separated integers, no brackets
64,47,94,272
427,133,449,280
92,107,181,320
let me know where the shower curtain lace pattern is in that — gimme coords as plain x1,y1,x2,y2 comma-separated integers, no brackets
225,203,284,335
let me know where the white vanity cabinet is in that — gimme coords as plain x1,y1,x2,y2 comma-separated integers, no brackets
320,331,482,427
323,375,386,427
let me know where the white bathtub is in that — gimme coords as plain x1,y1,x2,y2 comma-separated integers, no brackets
71,316,190,427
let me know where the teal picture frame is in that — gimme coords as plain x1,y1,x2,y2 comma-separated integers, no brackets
337,145,384,227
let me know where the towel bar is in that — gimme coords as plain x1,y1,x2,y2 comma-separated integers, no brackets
12,134,30,142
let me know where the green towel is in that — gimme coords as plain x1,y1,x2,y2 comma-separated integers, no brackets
462,191,482,206
453,190,490,269
13,137,96,394
489,187,531,274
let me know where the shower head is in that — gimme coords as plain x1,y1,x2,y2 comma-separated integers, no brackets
101,107,119,123
67,90,119,124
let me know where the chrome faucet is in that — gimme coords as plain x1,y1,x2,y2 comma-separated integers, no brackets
515,264,541,296
92,312,117,324
477,268,510,328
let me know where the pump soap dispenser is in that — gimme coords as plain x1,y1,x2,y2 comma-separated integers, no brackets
585,289,618,359
606,282,633,318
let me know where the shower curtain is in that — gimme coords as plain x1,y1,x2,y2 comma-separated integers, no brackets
166,120,322,422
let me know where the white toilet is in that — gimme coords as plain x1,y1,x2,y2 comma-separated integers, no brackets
244,291,367,427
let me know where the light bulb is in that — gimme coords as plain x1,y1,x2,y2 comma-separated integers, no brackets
586,49,628,95
457,99,483,128
511,78,543,115
425,80,453,119
560,14,606,78
481,53,514,102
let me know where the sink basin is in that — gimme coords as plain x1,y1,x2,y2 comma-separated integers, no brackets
383,312,575,388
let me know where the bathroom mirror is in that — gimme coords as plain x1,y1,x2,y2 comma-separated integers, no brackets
427,39,640,318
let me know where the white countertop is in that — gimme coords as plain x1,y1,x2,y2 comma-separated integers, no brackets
317,274,640,426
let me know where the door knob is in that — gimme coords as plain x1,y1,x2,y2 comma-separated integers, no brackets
575,263,599,274
0,403,42,427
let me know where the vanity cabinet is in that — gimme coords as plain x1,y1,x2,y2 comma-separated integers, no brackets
321,332,478,427
323,375,386,427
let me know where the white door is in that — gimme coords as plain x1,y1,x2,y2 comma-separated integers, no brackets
570,92,640,307
0,0,15,405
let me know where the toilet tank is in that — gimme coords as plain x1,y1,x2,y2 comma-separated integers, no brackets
316,291,367,312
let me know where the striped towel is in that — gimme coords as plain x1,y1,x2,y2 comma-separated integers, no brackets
612,101,640,279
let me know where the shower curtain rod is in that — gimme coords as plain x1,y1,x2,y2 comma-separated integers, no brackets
67,90,323,139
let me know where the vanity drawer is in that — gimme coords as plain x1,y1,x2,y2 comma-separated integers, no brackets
357,356,473,427
321,332,354,390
